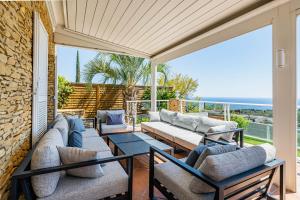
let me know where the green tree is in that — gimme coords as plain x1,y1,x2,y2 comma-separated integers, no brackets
83,53,169,103
75,50,80,83
231,114,250,130
58,76,74,109
159,73,198,98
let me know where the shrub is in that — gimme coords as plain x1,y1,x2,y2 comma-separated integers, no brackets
58,76,74,109
231,114,250,130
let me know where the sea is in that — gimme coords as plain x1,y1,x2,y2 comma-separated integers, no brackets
200,97,273,110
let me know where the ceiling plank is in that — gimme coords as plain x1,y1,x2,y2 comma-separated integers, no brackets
82,0,98,34
89,0,109,36
95,0,121,38
147,0,245,53
66,0,77,30
76,0,87,32
107,0,145,42
118,0,170,45
102,0,132,40
112,0,157,44
125,0,183,47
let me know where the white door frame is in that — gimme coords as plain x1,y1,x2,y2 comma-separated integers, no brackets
32,12,49,146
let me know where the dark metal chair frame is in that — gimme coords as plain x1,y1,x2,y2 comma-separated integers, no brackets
10,117,134,200
149,138,285,200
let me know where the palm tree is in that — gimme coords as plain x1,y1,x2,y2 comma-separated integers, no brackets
83,53,169,103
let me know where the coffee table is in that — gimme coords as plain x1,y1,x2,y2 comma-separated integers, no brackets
107,132,174,156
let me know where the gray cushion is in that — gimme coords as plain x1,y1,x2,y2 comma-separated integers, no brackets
185,143,215,167
82,136,111,152
101,123,128,134
148,111,160,122
31,129,65,198
159,109,177,124
193,145,237,169
97,110,125,123
154,161,215,200
190,144,275,194
82,128,99,137
53,116,69,146
172,113,199,131
200,125,226,143
38,151,128,200
57,147,104,178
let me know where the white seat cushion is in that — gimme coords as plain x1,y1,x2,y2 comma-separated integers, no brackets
38,151,128,200
101,123,131,134
82,128,99,138
141,122,177,141
174,132,204,150
82,136,111,152
155,161,215,200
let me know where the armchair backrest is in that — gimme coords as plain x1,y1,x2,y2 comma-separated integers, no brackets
96,110,125,123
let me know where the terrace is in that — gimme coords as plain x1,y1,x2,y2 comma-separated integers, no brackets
1,0,300,200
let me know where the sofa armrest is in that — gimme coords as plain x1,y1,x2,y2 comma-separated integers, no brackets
203,128,244,147
81,117,96,128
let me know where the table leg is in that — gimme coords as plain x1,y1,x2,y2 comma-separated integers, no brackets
114,145,118,156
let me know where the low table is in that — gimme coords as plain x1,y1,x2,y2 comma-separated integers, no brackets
107,132,174,156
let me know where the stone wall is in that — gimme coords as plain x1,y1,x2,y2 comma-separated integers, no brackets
0,1,55,199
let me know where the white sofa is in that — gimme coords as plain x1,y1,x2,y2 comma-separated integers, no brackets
11,115,133,200
141,109,241,150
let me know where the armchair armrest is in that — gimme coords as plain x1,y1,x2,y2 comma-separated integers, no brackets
201,128,244,147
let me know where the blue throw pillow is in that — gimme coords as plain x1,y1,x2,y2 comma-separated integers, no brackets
106,113,123,125
185,143,215,167
68,118,85,133
68,130,82,147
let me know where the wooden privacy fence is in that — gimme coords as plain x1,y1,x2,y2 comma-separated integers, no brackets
62,83,165,117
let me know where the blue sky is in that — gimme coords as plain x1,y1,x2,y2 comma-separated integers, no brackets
57,25,273,98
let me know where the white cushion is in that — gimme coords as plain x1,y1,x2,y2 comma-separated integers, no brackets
57,147,104,178
155,161,215,200
159,109,177,124
174,132,204,150
172,113,199,131
53,116,69,146
82,136,111,152
82,128,99,138
101,123,131,134
38,151,128,200
148,111,160,122
31,129,64,198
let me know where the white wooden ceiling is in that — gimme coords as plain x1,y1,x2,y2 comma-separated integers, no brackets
50,0,274,59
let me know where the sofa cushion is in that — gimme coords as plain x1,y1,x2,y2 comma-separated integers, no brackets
82,128,99,137
57,147,104,178
82,136,111,152
107,113,124,125
193,144,237,169
68,130,82,148
172,113,199,131
53,116,69,146
101,123,129,134
38,151,128,200
148,111,160,122
154,161,215,200
31,129,64,198
97,110,125,123
159,109,177,124
174,132,204,150
68,118,85,133
185,144,215,167
200,125,226,143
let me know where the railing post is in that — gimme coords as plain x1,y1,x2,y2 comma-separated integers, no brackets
227,104,231,121
223,104,227,121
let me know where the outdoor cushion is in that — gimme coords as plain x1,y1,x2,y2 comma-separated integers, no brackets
193,144,237,169
190,144,275,194
31,129,64,198
82,128,99,137
200,125,227,143
57,147,104,178
159,109,177,124
68,130,82,148
174,131,204,150
107,113,123,125
101,123,129,134
185,144,215,167
154,161,215,200
68,118,85,133
53,116,69,146
82,136,111,152
38,151,128,200
148,111,160,122
172,113,199,131
97,110,125,123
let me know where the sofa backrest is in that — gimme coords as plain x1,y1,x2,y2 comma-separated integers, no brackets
196,116,237,133
97,110,125,124
159,109,177,124
172,113,200,131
